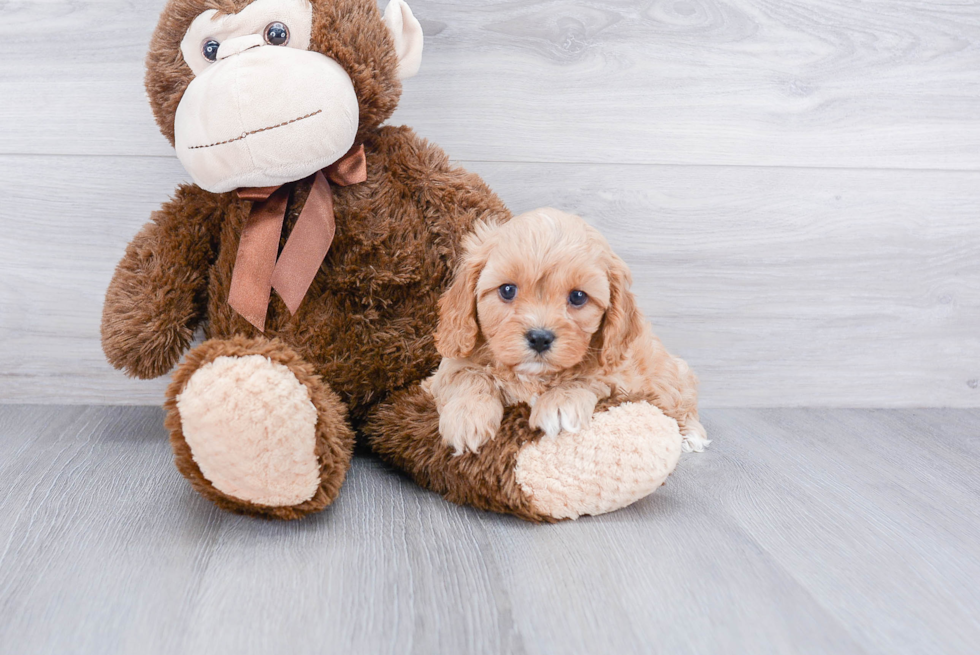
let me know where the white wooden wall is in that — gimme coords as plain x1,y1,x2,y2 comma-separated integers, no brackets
1,0,978,407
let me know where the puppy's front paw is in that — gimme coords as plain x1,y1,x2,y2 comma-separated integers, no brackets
680,418,711,453
439,396,504,455
530,388,599,438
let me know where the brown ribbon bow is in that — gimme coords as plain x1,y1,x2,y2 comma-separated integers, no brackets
228,144,367,331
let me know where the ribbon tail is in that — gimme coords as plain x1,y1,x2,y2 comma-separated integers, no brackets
228,186,290,331
271,171,337,315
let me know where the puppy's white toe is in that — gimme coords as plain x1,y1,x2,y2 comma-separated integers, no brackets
538,413,562,438
532,389,598,438
530,401,561,438
681,430,711,453
558,409,581,434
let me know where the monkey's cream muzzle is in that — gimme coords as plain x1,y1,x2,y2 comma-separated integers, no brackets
174,45,359,194
172,0,422,194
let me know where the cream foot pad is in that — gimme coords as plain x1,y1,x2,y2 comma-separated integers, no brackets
176,355,321,507
514,402,683,520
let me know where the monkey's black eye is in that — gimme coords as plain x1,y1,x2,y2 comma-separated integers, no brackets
568,290,589,307
498,284,518,302
202,39,220,62
265,22,290,46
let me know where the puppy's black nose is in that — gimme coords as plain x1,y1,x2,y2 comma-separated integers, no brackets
525,329,555,353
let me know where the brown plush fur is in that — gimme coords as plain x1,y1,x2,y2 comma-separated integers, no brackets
102,192,227,379
165,335,355,520
102,126,512,516
366,386,552,522
102,128,510,412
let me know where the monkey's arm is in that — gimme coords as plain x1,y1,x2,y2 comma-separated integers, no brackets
101,185,223,379
376,126,512,247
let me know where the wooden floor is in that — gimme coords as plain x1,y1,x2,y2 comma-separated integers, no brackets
1,406,977,655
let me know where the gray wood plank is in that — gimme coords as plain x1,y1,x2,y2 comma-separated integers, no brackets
1,406,979,654
703,409,980,655
2,155,978,406
1,1,979,169
0,406,225,655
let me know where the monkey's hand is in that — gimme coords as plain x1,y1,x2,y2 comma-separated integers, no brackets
101,187,220,379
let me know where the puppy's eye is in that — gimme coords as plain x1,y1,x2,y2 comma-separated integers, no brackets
265,22,290,46
498,284,518,302
568,290,589,307
202,39,220,62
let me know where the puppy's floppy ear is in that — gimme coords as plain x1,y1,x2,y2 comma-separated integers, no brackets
598,254,644,368
435,223,496,359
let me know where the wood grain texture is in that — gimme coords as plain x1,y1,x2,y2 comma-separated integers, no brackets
1,0,978,406
1,0,979,168
1,155,977,406
0,405,978,654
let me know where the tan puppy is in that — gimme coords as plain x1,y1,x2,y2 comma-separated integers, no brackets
424,207,709,455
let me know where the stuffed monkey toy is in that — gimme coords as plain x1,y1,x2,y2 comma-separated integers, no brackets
102,0,683,522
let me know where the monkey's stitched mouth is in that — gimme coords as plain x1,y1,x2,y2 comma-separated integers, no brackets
187,109,323,150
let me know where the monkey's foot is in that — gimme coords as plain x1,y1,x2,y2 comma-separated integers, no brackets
514,402,682,520
165,336,354,520
367,390,683,522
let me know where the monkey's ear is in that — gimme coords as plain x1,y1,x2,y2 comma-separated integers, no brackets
383,0,424,79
